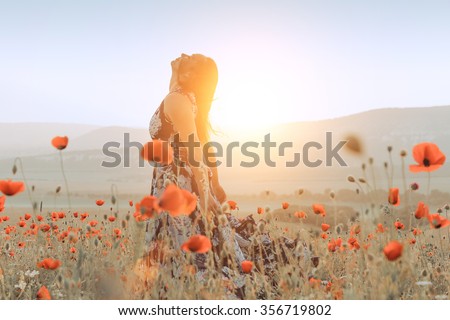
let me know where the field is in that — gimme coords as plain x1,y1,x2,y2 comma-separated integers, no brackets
0,141,449,300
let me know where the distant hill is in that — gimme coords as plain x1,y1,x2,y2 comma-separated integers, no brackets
0,123,100,159
1,106,450,196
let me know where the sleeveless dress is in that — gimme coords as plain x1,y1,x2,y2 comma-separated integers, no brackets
145,88,245,283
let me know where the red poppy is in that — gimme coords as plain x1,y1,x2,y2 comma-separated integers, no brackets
80,212,89,221
257,207,264,214
312,204,326,217
0,196,5,212
348,237,360,250
294,211,307,219
51,136,68,150
328,239,336,252
18,221,26,228
181,234,212,253
108,216,116,222
89,220,98,227
409,142,446,172
388,188,400,206
376,223,386,233
412,228,422,236
414,202,429,219
427,213,450,229
309,277,321,288
159,184,197,216
241,260,253,273
36,215,43,221
40,224,51,232
327,238,342,252
227,200,238,210
51,211,59,221
134,195,159,221
350,224,361,235
129,200,134,207
383,241,403,261
394,220,405,230
321,223,330,232
282,202,289,209
96,199,105,206
408,238,416,245
24,213,32,220
18,242,25,248
37,258,61,270
141,139,174,165
0,179,25,196
70,247,77,254
37,285,51,300
321,233,328,239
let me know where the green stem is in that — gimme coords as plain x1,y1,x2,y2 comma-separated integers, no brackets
59,150,72,210
401,157,410,230
14,157,35,215
388,152,394,189
370,163,377,201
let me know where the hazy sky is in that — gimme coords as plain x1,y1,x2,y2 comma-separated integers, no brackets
1,0,450,130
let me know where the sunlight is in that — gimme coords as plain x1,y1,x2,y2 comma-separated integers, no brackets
210,71,288,132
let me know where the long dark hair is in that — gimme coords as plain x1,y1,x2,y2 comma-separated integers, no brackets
178,54,218,144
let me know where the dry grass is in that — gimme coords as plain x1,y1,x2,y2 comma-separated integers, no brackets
0,194,448,300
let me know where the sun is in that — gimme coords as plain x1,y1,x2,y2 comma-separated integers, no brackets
210,73,287,133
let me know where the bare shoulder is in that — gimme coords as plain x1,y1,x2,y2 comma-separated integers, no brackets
164,92,194,117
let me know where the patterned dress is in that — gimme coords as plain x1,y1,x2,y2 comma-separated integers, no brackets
145,88,245,282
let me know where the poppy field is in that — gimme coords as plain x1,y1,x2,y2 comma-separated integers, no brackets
0,137,449,300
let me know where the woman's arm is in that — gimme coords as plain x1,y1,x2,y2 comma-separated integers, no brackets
164,92,218,213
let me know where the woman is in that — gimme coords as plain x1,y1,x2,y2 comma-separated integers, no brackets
146,53,245,283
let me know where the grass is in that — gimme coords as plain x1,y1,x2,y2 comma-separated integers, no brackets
0,143,449,300
0,193,448,300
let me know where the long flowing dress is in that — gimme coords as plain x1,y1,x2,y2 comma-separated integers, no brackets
145,88,245,284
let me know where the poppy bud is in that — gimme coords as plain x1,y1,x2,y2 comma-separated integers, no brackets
410,182,419,191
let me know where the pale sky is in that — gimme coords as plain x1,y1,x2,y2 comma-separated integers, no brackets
1,0,450,130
